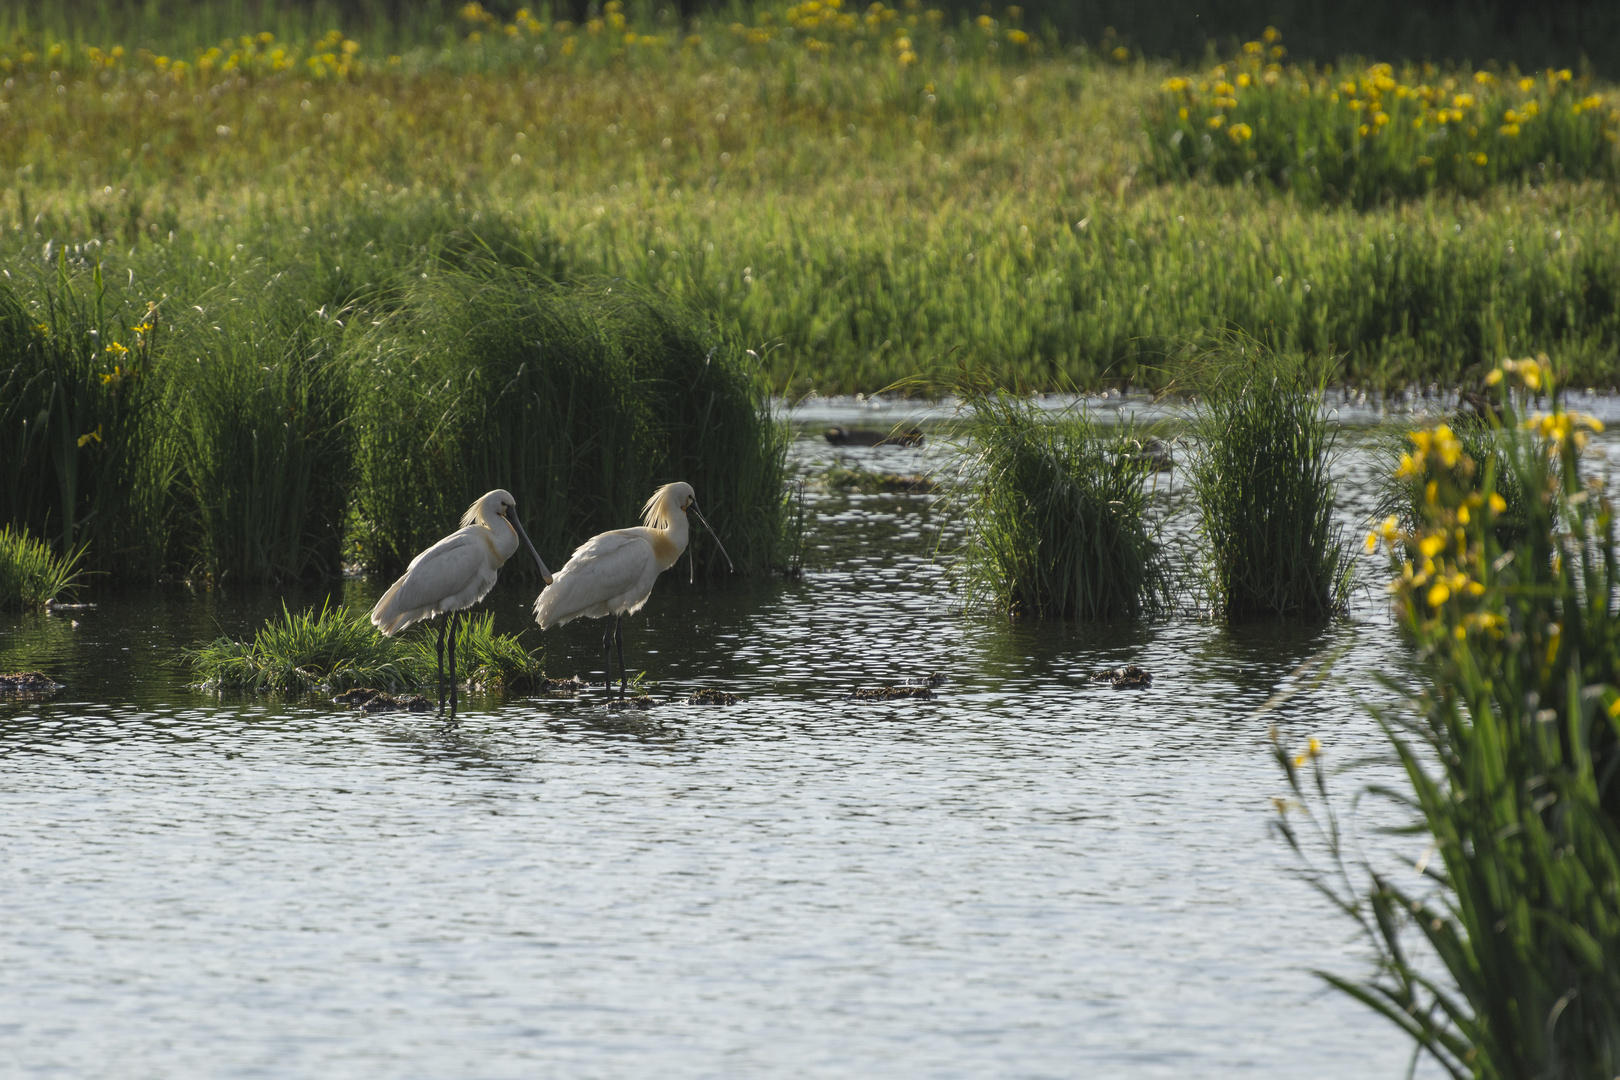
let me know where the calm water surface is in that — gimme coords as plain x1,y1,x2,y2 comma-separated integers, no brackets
9,398,1580,1079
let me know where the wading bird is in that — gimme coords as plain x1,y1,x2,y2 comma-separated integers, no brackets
533,482,733,699
370,489,553,717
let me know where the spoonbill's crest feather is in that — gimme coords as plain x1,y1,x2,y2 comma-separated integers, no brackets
641,481,695,531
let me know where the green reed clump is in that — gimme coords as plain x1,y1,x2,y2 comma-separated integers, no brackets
0,254,169,574
0,523,83,609
351,262,788,580
411,612,546,692
961,385,1169,620
191,599,429,693
1190,352,1352,620
166,269,354,583
1276,360,1620,1074
1148,32,1619,207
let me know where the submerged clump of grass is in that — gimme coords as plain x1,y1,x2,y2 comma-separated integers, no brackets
816,465,936,494
961,384,1170,620
1277,357,1620,1072
1190,351,1352,620
191,600,549,696
0,524,83,609
191,600,424,693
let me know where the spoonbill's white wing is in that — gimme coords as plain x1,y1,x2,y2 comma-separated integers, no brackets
533,530,661,628
370,527,503,636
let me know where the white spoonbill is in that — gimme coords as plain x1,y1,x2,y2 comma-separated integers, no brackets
534,481,733,698
370,489,553,715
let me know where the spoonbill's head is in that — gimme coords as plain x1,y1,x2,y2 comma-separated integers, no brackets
470,489,553,585
642,482,698,529
644,482,734,574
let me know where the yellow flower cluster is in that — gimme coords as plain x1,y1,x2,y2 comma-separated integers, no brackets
1157,29,1618,167
1368,425,1506,637
1485,352,1551,390
1370,355,1610,648
0,29,368,82
0,2,1034,83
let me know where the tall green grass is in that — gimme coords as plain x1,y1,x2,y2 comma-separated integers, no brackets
353,261,788,579
0,234,788,586
1276,365,1620,1073
960,383,1170,619
167,269,354,583
0,523,82,609
1189,349,1351,620
0,255,169,574
3,4,1620,393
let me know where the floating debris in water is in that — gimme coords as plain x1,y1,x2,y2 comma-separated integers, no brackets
0,671,64,694
819,466,937,494
331,688,435,714
506,675,589,695
687,688,740,705
902,673,948,687
607,695,658,712
850,686,934,701
824,426,924,448
44,600,96,612
1092,666,1153,690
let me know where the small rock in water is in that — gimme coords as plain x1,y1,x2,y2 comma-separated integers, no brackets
332,688,435,714
506,675,588,695
824,426,925,448
0,671,64,695
1092,666,1153,690
850,686,934,701
608,695,658,713
687,688,740,706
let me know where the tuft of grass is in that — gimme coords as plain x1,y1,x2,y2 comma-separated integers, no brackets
191,599,428,693
960,382,1170,620
191,600,550,696
0,524,83,609
1189,347,1352,620
1277,360,1620,1074
351,261,788,580
418,612,547,693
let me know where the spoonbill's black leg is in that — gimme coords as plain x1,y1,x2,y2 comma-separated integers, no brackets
435,614,449,713
447,611,459,720
615,615,628,699
602,619,616,698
